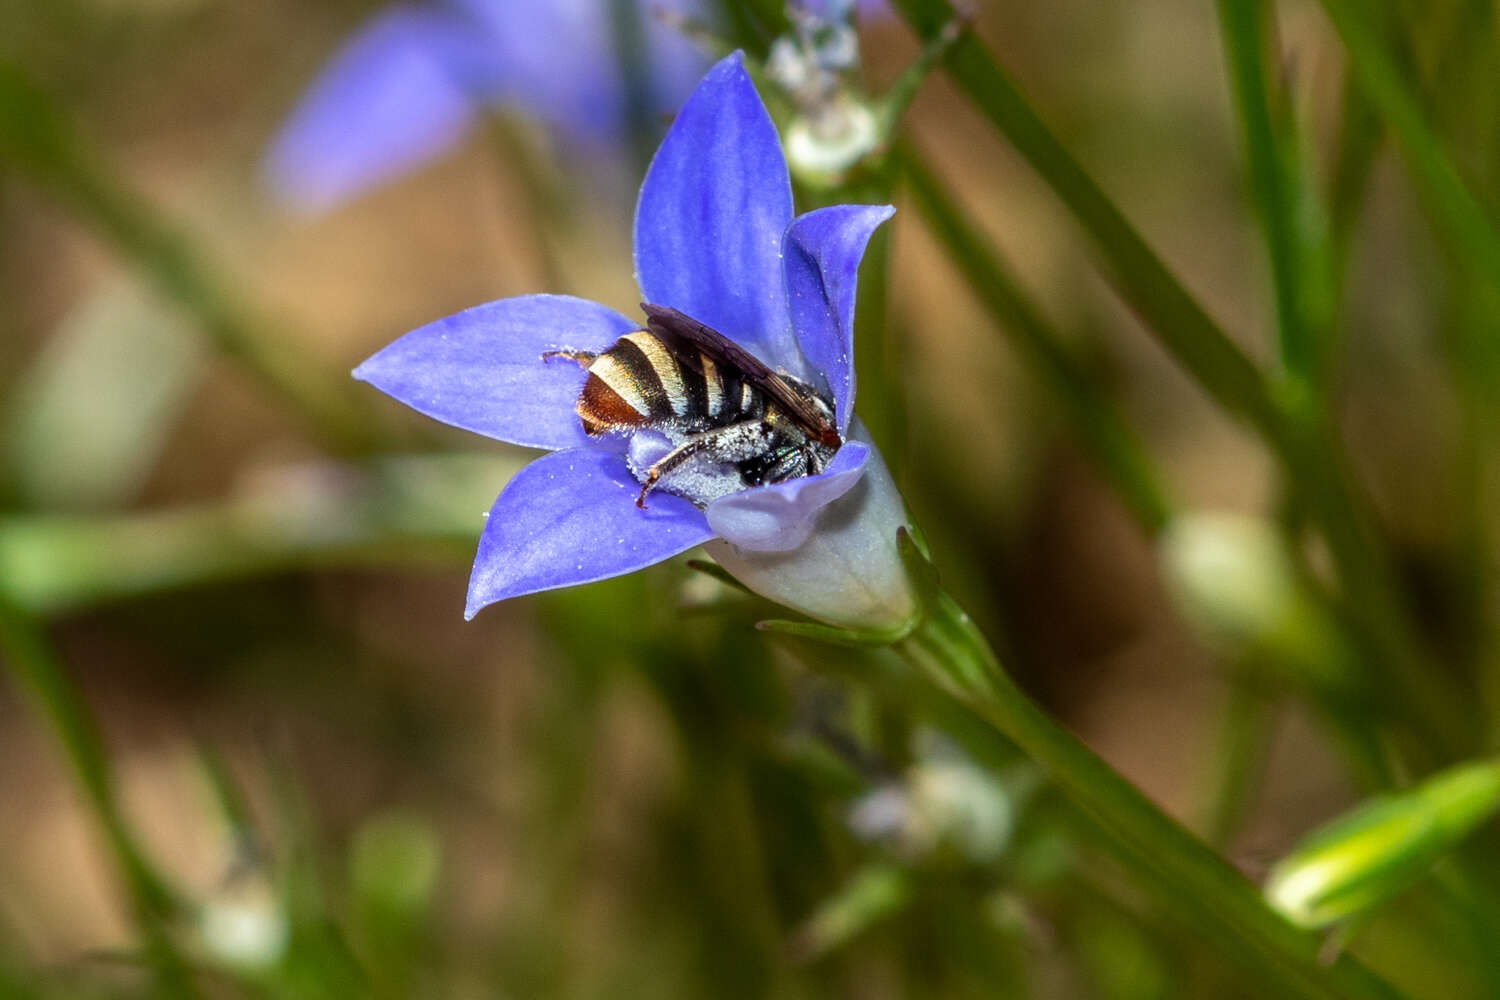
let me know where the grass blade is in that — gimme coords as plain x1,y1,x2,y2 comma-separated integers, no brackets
0,62,378,455
1216,0,1316,377
890,0,1282,441
1317,0,1500,298
899,143,1173,534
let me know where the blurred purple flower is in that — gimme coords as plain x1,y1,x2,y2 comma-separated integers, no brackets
265,0,711,213
354,54,913,627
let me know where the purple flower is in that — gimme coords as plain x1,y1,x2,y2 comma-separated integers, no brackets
354,53,914,628
265,0,710,213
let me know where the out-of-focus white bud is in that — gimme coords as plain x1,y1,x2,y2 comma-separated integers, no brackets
1158,512,1353,691
848,752,1024,865
784,100,881,188
197,877,290,971
906,759,1016,864
766,2,882,187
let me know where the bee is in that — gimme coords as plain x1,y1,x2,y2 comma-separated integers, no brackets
543,303,842,508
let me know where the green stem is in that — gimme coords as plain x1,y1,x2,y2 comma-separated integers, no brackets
0,63,377,455
1216,0,1313,378
487,118,571,295
1315,0,1500,301
897,590,1407,1000
0,596,199,997
0,452,516,615
1314,65,1384,399
890,0,1280,439
733,0,789,45
899,142,1173,535
789,863,914,962
1326,72,1383,311
1433,862,1500,997
1193,676,1275,848
1286,420,1475,762
607,0,659,177
892,0,1474,762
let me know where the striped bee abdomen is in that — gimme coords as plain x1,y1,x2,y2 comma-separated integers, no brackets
577,372,646,434
575,329,749,435
697,348,757,423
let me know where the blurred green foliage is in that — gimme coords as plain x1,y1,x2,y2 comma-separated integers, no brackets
5,0,1500,997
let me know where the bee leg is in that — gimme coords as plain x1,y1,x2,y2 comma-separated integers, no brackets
635,469,661,508
636,435,720,508
636,421,774,508
636,444,704,508
540,349,597,366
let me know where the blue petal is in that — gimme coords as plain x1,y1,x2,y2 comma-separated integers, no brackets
783,204,894,433
265,6,486,213
466,448,713,616
634,52,798,368
452,0,711,143
450,0,619,138
353,295,637,451
705,441,870,552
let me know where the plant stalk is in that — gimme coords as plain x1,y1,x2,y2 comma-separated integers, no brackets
0,62,377,455
0,596,199,997
896,589,1407,1000
891,0,1475,763
899,142,1172,535
1216,0,1315,379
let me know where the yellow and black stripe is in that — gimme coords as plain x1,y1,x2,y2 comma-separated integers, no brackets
576,330,761,435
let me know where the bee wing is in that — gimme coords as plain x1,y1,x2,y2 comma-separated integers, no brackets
641,303,841,446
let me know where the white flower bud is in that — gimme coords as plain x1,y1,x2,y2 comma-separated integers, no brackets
197,879,289,971
1159,512,1353,691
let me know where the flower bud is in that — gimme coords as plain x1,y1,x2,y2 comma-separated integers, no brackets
197,876,289,971
766,1,882,188
783,99,882,189
905,758,1017,864
847,746,1028,866
1158,512,1353,692
1264,758,1500,928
